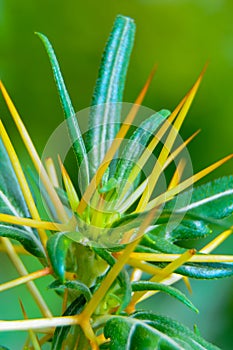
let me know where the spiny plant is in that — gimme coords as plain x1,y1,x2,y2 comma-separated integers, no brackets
0,14,233,349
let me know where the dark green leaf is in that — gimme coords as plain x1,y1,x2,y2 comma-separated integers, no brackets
49,279,92,301
0,224,45,257
47,232,72,281
132,312,220,350
131,281,198,313
37,32,90,190
87,15,135,177
176,262,233,279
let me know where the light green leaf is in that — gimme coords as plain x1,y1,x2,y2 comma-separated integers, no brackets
86,15,135,177
131,281,198,313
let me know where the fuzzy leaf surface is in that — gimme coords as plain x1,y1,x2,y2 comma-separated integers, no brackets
37,32,90,189
131,281,198,313
131,312,220,350
87,15,135,177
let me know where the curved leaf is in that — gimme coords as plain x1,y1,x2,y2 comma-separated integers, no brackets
49,279,92,302
131,281,198,313
0,224,45,257
37,32,90,190
86,15,135,177
47,232,72,281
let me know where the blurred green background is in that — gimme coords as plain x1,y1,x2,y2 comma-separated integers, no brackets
0,0,233,348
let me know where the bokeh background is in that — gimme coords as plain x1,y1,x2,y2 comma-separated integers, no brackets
0,0,233,348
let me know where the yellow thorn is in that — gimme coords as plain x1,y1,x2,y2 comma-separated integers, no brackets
201,228,233,254
0,213,66,231
58,155,80,211
0,120,47,248
19,299,42,350
0,267,51,293
77,66,157,215
182,276,192,294
0,81,68,222
45,157,59,188
0,237,52,318
168,159,186,190
146,154,233,210
137,67,206,212
127,249,196,311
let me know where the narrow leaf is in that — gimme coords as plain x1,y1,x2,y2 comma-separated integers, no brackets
36,32,90,189
87,15,135,177
131,281,198,313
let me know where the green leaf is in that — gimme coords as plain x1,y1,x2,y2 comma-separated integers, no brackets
176,262,233,279
166,176,233,220
104,316,183,349
0,139,29,216
52,295,86,350
49,279,92,302
115,110,170,186
0,224,45,257
47,232,72,281
131,281,198,313
86,15,135,177
0,139,45,257
132,312,220,350
37,32,90,190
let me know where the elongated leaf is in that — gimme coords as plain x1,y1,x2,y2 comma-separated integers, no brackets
37,33,90,189
0,224,44,257
86,15,135,177
176,262,233,279
104,316,183,350
166,176,233,220
115,110,170,185
49,279,92,302
149,219,212,242
52,295,86,350
0,139,45,257
47,232,72,281
132,312,220,350
131,281,198,313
